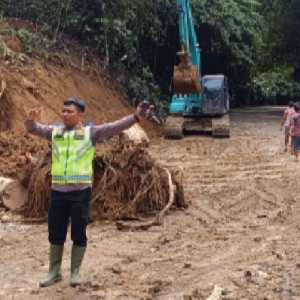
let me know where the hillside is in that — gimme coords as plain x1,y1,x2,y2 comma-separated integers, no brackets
0,20,158,178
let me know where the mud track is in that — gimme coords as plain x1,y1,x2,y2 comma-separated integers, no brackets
1,107,300,299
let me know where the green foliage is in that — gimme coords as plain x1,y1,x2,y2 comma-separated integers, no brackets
252,0,300,103
193,0,262,64
125,66,168,116
0,0,299,108
252,68,300,104
17,28,35,54
0,11,6,22
190,0,264,104
16,28,51,55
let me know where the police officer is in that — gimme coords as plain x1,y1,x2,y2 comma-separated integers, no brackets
25,97,151,287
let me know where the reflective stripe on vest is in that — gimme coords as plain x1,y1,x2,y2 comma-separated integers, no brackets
51,126,95,185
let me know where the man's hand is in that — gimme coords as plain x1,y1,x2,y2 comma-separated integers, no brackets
27,107,42,122
135,101,155,121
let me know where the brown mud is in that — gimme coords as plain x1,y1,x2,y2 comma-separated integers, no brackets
2,107,300,299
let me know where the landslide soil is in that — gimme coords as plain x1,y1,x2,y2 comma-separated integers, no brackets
1,107,300,300
0,20,158,178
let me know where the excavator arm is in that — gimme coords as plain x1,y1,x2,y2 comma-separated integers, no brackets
173,0,201,94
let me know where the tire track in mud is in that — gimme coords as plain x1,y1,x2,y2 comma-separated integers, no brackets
3,107,300,300
148,108,300,298
151,109,298,232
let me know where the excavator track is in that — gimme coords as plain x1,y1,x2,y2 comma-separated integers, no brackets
164,116,184,139
212,114,230,137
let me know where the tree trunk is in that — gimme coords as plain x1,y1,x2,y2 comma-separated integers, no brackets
119,123,150,146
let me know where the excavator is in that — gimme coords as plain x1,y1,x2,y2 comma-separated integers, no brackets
164,0,230,138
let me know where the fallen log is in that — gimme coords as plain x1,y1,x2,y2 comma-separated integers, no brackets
0,177,13,193
0,177,28,211
119,123,150,146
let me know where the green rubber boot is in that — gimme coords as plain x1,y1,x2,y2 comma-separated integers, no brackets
70,245,86,287
39,244,63,287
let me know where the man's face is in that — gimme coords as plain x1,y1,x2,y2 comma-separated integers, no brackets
61,105,83,128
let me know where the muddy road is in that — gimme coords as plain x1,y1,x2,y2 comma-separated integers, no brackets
1,107,300,300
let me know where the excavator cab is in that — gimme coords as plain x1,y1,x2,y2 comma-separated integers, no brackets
202,75,230,116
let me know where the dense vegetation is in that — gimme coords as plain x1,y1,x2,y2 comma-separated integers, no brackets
1,0,299,110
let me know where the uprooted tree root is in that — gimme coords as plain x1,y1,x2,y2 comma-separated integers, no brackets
21,139,186,227
115,167,175,231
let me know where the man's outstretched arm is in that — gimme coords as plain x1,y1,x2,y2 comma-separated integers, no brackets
25,108,53,140
92,114,137,143
92,102,153,143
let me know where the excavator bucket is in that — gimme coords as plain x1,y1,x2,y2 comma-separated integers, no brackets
173,48,201,94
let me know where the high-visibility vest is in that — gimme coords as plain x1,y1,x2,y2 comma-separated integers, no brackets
51,126,95,185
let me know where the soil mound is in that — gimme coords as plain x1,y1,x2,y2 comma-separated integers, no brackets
0,20,160,179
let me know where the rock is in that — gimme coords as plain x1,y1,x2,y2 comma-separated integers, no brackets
243,267,269,285
18,53,28,62
30,289,39,295
1,178,28,211
272,250,284,260
1,214,10,223
206,285,224,300
183,262,192,269
257,270,268,280
244,270,252,281
21,77,37,92
111,265,122,274
148,279,172,296
0,176,13,193
253,236,262,243
159,236,171,245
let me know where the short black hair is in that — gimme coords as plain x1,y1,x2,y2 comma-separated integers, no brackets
64,97,85,112
288,101,294,107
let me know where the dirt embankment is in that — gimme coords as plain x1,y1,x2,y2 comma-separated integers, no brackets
0,20,159,178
